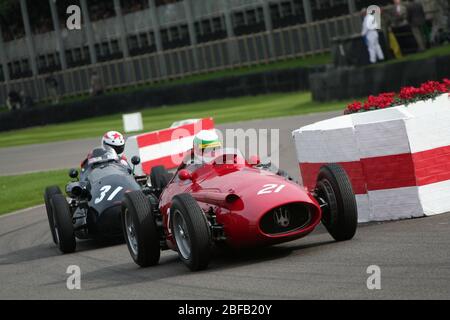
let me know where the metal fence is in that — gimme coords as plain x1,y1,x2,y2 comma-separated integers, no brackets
0,12,361,104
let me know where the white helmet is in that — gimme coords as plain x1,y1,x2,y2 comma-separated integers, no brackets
102,131,125,155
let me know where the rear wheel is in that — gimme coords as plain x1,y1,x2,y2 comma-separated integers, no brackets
315,164,357,241
171,193,211,271
150,166,171,197
44,186,62,244
122,191,160,267
51,194,76,253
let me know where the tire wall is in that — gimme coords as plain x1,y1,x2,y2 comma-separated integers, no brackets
310,55,450,102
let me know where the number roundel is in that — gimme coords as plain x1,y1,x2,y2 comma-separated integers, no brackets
94,185,123,204
257,184,285,195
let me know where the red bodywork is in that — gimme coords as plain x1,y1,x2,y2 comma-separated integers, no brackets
159,153,322,250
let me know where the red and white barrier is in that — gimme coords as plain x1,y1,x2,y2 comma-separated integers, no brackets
293,94,450,222
124,118,215,175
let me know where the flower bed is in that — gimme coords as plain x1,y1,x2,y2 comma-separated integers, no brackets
344,79,450,114
293,92,450,222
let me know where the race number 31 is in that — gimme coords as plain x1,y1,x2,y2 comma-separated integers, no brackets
94,186,123,204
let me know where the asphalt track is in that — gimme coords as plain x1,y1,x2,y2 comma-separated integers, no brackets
1,111,450,299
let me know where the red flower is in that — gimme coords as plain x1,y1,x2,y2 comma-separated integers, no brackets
345,101,362,114
442,78,450,90
363,95,377,110
419,81,447,95
343,80,448,114
375,92,395,108
399,86,421,100
362,93,395,110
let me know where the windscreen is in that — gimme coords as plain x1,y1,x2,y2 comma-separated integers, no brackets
87,148,119,165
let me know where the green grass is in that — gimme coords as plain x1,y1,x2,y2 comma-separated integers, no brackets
0,169,68,215
2,91,348,148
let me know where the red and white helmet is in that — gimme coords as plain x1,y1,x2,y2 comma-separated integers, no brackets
102,131,125,155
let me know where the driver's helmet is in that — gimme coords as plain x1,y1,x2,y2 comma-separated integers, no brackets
102,131,125,155
193,130,222,164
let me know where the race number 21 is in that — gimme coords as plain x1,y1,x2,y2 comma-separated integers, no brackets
257,184,285,195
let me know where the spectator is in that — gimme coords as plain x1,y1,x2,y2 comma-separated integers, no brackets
90,71,104,96
45,73,60,104
362,8,385,64
391,0,408,27
407,0,427,51
388,26,403,58
6,90,22,111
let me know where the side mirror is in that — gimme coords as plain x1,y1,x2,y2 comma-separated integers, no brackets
69,168,79,179
178,169,192,181
249,155,261,165
131,156,141,165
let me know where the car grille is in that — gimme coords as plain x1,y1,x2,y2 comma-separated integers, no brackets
260,202,312,235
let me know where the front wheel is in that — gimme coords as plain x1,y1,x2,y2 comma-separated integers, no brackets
171,193,211,271
51,194,76,253
122,191,160,267
44,186,62,244
315,163,357,241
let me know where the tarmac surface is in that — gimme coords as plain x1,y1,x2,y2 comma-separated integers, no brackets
1,206,449,299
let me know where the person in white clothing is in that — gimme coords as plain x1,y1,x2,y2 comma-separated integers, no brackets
362,9,385,64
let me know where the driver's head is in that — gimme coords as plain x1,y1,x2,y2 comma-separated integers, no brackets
102,131,125,155
193,130,222,164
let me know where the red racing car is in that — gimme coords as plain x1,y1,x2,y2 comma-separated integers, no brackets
121,148,357,271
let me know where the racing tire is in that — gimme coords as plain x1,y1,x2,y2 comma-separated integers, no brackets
150,166,171,197
44,186,62,244
170,193,211,271
315,163,357,241
122,191,160,267
51,194,76,253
